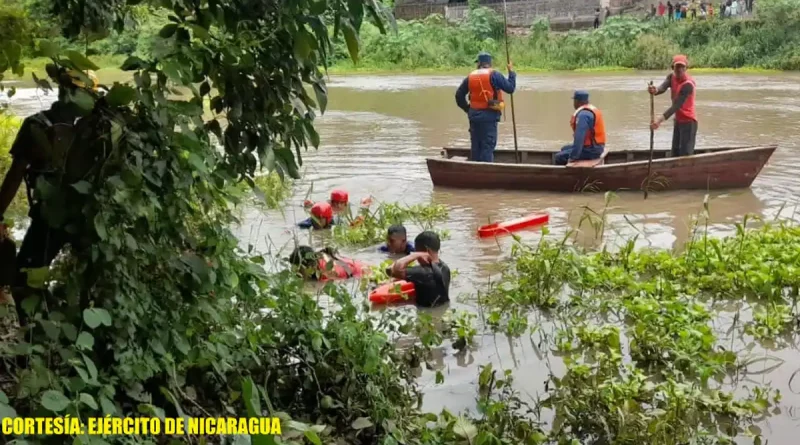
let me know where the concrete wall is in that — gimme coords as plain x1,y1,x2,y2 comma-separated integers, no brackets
394,3,447,20
445,0,600,26
394,0,604,28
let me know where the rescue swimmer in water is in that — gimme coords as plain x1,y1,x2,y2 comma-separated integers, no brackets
649,54,698,157
298,189,350,229
455,52,516,163
555,90,607,166
297,201,334,229
288,245,369,281
379,224,414,255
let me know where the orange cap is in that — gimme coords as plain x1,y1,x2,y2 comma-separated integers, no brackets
330,189,349,204
310,202,333,222
672,54,688,67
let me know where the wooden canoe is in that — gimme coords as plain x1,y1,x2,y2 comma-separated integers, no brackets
426,145,777,192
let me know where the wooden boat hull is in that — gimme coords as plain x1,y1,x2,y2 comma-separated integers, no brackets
427,145,777,192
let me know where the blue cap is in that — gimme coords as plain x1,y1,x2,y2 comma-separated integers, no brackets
476,52,492,64
573,90,589,101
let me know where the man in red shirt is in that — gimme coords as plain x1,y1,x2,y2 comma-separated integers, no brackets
649,54,697,157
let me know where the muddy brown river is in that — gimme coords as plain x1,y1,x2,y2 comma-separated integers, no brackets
7,71,800,442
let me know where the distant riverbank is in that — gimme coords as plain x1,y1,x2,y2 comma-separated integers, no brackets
5,58,780,88
5,10,797,86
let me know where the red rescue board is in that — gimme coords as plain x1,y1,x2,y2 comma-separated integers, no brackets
369,280,416,304
477,213,549,238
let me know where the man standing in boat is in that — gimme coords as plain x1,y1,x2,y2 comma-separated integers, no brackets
454,52,516,163
649,54,697,157
554,90,606,166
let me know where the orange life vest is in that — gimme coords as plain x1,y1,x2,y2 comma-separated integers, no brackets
670,74,697,123
317,255,366,281
468,69,504,111
570,104,607,147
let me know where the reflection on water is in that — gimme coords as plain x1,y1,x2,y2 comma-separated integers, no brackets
6,71,800,442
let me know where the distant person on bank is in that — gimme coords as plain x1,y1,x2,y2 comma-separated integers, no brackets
554,90,606,166
649,55,698,157
454,52,516,163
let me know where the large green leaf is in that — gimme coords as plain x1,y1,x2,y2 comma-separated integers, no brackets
351,417,373,430
159,24,179,38
313,81,328,114
348,0,364,30
0,401,17,419
106,84,136,107
83,308,112,329
453,417,478,440
242,377,276,445
41,390,71,412
341,18,360,64
294,28,315,62
79,393,98,410
76,332,95,350
66,51,100,71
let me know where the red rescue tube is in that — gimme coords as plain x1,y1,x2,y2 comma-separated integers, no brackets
369,280,416,304
478,213,549,238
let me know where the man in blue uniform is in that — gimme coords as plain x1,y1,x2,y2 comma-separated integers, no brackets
455,52,516,163
554,90,607,166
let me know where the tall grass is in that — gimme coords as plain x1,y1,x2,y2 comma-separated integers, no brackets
330,1,800,71
0,113,28,223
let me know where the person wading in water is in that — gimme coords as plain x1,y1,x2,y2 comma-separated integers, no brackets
454,52,516,163
649,54,698,157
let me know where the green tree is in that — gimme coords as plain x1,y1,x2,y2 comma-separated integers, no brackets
0,1,410,443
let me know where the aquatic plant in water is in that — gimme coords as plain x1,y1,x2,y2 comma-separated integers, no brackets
477,214,800,443
332,200,449,247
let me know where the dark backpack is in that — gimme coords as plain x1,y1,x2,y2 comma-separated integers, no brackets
25,111,104,229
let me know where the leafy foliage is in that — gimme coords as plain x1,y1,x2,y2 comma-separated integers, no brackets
335,5,800,71
332,200,449,247
478,204,800,444
0,114,27,224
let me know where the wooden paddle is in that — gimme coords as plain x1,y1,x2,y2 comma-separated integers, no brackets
502,0,520,164
644,80,655,199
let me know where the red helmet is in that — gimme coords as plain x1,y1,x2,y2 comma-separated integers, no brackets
310,202,333,222
330,189,349,204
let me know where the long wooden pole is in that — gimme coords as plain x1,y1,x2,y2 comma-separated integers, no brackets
502,0,520,164
644,80,655,199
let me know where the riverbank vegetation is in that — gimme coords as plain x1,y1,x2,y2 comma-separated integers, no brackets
0,114,27,224
4,0,800,78
342,0,800,71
